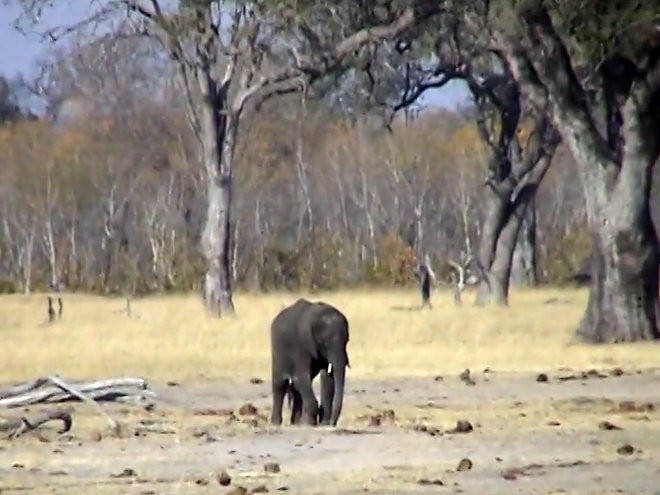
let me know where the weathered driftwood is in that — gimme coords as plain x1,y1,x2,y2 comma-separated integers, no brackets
0,377,149,409
45,375,122,434
0,409,72,439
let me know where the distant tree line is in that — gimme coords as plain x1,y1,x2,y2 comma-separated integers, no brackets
4,0,660,343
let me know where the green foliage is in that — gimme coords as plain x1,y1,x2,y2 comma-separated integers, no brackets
545,0,659,65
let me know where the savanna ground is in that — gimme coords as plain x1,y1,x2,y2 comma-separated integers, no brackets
1,288,659,494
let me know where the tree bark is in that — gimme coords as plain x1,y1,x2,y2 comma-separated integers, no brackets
510,198,538,287
476,153,553,306
503,6,660,341
199,88,236,316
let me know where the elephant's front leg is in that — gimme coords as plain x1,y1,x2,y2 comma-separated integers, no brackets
318,370,335,425
293,373,318,426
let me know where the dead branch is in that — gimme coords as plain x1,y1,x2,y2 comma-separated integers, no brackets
0,377,149,409
1,409,73,440
45,375,120,434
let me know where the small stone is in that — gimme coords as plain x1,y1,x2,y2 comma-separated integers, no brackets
239,403,258,415
449,420,473,434
616,444,635,455
368,415,381,427
264,462,281,474
456,458,473,471
166,381,179,387
434,375,444,381
547,420,561,426
609,368,624,376
89,430,103,442
502,468,520,480
226,487,248,495
217,469,232,486
250,377,264,385
194,477,209,486
536,373,548,383
381,409,396,421
111,467,137,478
598,421,622,431
418,478,444,486
250,485,269,493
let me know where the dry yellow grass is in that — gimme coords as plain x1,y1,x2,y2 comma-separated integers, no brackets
0,287,658,384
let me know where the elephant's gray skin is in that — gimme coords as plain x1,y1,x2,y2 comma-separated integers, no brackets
270,298,350,427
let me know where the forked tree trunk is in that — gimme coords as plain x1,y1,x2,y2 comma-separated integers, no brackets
476,155,552,306
199,97,236,317
510,199,538,287
475,189,518,306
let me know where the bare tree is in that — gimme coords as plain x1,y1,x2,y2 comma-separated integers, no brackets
10,0,437,315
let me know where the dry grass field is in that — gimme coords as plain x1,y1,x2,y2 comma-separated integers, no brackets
1,287,660,495
1,287,659,383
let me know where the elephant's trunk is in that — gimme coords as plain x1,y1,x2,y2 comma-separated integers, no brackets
329,363,346,426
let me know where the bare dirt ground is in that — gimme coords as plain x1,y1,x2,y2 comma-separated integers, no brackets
2,367,660,495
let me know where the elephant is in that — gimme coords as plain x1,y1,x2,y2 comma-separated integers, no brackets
270,298,350,427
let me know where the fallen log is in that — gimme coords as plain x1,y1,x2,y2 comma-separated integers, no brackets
46,375,121,434
0,409,73,439
0,377,149,409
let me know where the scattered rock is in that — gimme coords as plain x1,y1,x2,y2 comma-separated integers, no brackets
547,420,561,426
536,373,549,383
616,444,635,455
459,369,476,386
448,420,473,434
618,401,654,413
11,463,24,469
417,478,444,486
501,468,523,480
217,469,232,486
48,470,68,476
368,415,381,427
166,380,180,387
194,408,235,417
381,409,396,421
434,375,444,382
194,477,209,486
264,462,281,474
456,458,473,471
598,421,622,431
226,487,248,495
239,403,259,416
412,424,442,436
609,368,624,377
88,430,103,442
276,487,289,492
111,468,138,478
250,377,264,385
250,485,269,493
243,418,259,428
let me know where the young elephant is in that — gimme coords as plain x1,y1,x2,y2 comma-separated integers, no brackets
270,298,350,427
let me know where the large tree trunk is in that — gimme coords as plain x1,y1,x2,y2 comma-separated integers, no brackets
199,92,236,316
510,199,538,287
475,190,518,306
476,155,552,306
574,136,660,342
501,6,660,342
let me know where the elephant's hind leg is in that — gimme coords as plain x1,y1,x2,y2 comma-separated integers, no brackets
270,377,288,426
289,386,303,425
